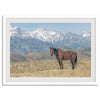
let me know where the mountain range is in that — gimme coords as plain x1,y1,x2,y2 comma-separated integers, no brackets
10,47,91,62
10,26,91,54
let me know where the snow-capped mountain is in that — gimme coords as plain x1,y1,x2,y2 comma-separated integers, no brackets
81,31,91,37
10,26,91,54
31,28,65,43
10,26,65,43
10,26,31,38
10,26,91,43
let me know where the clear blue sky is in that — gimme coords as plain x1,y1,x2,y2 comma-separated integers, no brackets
10,23,91,34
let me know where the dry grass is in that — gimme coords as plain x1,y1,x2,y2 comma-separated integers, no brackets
10,58,91,77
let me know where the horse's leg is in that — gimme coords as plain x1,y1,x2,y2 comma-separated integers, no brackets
57,58,63,69
60,59,63,69
72,57,76,69
57,58,61,68
71,60,75,70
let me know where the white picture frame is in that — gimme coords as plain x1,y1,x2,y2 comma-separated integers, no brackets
2,16,98,86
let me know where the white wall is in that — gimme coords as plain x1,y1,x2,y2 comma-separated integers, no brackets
0,0,100,100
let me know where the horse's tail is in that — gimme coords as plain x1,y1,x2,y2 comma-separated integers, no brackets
75,53,77,65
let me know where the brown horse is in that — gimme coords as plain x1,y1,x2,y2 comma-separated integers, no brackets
50,47,77,69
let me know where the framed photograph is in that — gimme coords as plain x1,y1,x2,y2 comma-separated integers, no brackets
3,16,97,85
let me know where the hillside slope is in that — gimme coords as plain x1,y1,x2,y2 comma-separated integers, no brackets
10,47,91,62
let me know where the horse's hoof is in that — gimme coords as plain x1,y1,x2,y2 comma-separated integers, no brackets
72,67,74,70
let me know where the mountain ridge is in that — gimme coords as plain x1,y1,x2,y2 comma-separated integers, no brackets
10,26,91,54
10,26,91,43
10,47,91,62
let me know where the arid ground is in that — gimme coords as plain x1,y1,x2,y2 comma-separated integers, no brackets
10,58,91,77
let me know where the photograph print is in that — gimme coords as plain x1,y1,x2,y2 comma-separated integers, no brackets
10,22,91,77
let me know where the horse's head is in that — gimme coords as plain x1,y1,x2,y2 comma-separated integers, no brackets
49,47,54,56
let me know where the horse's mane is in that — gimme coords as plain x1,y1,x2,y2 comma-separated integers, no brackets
53,48,61,52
